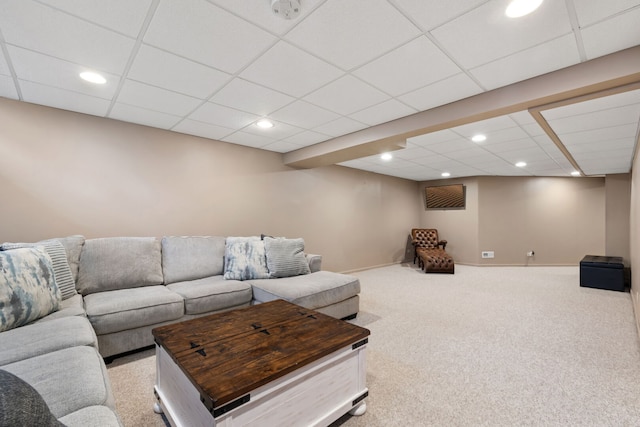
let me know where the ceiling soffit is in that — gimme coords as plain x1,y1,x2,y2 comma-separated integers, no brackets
283,46,640,172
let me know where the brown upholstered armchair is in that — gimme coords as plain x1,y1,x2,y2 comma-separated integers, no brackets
411,228,454,274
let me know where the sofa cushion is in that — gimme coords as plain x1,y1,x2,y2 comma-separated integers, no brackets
264,237,311,278
0,369,64,427
167,275,252,315
0,247,61,332
249,271,360,310
0,315,97,366
58,405,122,427
84,286,184,335
2,239,77,300
2,346,115,419
224,236,270,280
35,293,86,322
162,236,226,284
77,237,163,295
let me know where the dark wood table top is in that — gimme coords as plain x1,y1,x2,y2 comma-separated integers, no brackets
153,300,370,412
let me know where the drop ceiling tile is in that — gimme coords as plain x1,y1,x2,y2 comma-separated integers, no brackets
427,139,477,154
547,104,640,134
398,73,483,111
353,36,462,96
410,154,455,166
8,46,119,99
470,34,580,90
572,0,640,27
509,111,537,126
392,146,434,160
449,146,496,161
0,76,18,99
37,0,153,37
0,49,11,76
242,120,304,140
313,117,368,137
284,0,420,70
431,0,572,69
392,0,488,31
172,119,235,141
117,80,202,116
19,80,111,116
407,129,460,147
305,75,389,116
144,0,276,73
188,102,259,129
209,79,294,117
282,130,331,147
128,45,231,99
240,42,343,98
0,1,135,74
557,124,637,146
520,122,547,137
581,7,640,59
222,131,275,149
348,99,417,126
499,147,553,163
566,138,635,153
270,100,340,129
542,90,640,120
109,103,182,129
208,0,325,35
451,115,520,138
261,140,305,153
482,137,538,153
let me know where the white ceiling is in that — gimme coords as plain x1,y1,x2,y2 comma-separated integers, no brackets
0,0,639,180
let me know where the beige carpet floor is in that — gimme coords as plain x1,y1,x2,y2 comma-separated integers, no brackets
107,264,640,426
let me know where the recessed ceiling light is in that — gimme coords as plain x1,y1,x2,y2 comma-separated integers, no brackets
471,134,487,143
571,171,581,176
506,0,543,18
381,153,393,161
515,161,527,167
79,71,106,84
256,119,274,129
441,172,451,177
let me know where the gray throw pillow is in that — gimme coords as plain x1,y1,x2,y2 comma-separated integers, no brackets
264,237,311,278
0,247,61,332
223,237,270,281
0,369,64,427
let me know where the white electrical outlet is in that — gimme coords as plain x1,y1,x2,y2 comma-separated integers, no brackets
527,251,535,257
481,251,494,259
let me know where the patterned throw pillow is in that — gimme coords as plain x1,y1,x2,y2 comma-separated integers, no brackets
1,239,77,300
0,247,61,332
223,237,270,281
264,237,311,278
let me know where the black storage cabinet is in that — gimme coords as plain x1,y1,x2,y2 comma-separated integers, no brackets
579,255,625,292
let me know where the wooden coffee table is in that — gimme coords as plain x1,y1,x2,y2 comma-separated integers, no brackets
152,299,370,426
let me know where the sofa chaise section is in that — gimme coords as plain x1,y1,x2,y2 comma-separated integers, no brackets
249,270,361,320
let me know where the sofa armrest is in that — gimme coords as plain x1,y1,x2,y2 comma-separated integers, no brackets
305,254,322,273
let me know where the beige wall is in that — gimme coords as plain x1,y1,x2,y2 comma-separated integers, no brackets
605,173,631,264
0,98,420,272
417,178,479,263
630,150,640,335
420,176,606,266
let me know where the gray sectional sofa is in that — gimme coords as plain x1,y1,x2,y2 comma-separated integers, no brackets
0,234,360,426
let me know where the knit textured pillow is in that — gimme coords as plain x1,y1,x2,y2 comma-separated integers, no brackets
264,237,311,278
